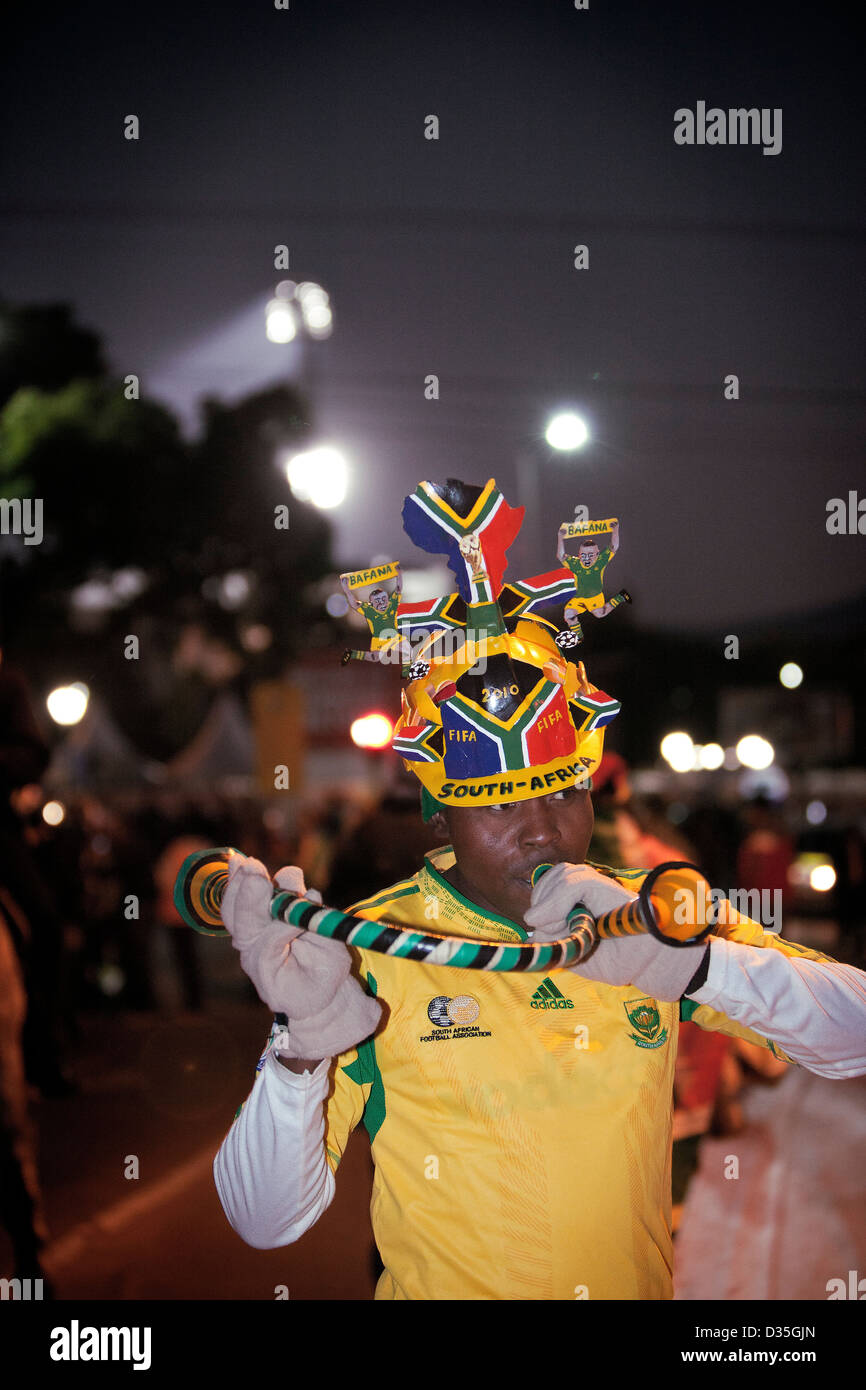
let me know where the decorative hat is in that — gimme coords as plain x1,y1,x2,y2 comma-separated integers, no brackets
342,478,629,814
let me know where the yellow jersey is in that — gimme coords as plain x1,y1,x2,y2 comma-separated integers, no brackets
318,846,826,1301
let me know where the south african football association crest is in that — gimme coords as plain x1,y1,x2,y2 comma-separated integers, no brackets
623,997,668,1049
420,993,492,1043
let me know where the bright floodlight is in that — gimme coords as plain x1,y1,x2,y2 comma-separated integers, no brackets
735,735,775,770
660,731,695,773
296,283,333,337
304,303,333,338
296,281,329,308
545,412,589,451
699,742,725,770
265,298,298,343
42,800,66,826
779,662,803,689
810,863,836,892
285,446,348,509
350,713,393,749
46,682,89,726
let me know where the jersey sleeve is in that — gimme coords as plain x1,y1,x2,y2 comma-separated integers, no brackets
680,905,842,1066
598,867,866,1075
680,991,797,1061
322,1037,374,1173
322,894,406,1167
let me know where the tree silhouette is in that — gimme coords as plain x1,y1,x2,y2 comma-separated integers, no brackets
0,305,337,758
0,302,104,408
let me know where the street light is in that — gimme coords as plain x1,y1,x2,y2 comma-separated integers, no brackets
735,735,775,770
660,730,695,772
810,863,836,892
295,282,333,339
266,280,333,343
350,713,393,749
46,682,89,726
265,298,298,343
545,412,590,451
284,445,349,509
266,279,334,430
698,742,725,770
779,662,803,689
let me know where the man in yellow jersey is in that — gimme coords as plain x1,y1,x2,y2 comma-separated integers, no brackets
213,478,866,1300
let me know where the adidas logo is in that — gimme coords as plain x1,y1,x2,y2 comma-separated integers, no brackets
530,977,574,1010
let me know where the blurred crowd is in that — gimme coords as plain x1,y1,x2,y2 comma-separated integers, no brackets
2,653,865,1287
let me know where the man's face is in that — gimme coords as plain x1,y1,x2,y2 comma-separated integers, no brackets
578,543,599,568
437,786,594,928
369,588,389,612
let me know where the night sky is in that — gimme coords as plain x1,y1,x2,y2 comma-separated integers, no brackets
3,0,864,632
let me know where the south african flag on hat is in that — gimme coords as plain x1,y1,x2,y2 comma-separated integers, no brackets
396,591,467,643
387,477,619,810
500,567,580,629
402,478,523,604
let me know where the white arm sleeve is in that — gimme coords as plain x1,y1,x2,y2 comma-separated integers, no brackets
213,1049,336,1248
689,937,866,1079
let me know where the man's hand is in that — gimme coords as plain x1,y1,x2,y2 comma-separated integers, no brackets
221,855,382,1058
340,574,361,613
524,862,708,1002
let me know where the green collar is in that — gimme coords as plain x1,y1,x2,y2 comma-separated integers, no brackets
420,846,529,943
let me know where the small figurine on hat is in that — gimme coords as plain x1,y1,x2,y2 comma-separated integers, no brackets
340,561,405,665
556,515,631,630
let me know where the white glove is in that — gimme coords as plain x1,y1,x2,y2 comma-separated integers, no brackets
524,862,708,1003
220,855,382,1058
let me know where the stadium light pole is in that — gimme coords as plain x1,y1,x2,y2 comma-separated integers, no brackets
265,279,334,425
